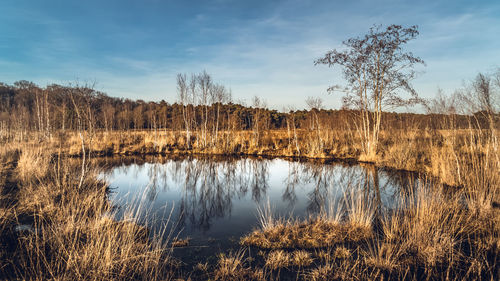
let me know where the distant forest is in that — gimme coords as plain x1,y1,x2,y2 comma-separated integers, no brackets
0,80,495,135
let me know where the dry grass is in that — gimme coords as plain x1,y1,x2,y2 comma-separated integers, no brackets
292,250,314,267
0,124,498,280
305,264,335,281
171,237,190,247
213,250,264,280
265,250,291,270
241,218,372,249
18,215,170,280
240,125,499,280
363,242,403,272
54,128,497,186
28,128,495,185
0,143,175,280
333,246,350,260
16,145,51,183
241,191,374,249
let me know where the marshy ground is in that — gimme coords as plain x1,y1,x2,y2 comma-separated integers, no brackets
0,126,498,280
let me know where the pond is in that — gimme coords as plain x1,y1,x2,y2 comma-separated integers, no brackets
99,156,420,263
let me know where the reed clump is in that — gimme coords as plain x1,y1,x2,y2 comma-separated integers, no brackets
213,250,262,281
265,250,291,270
291,250,313,267
242,192,374,249
241,219,373,249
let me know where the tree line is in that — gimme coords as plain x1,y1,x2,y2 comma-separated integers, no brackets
0,75,497,141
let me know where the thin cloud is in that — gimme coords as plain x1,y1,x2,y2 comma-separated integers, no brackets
0,0,499,110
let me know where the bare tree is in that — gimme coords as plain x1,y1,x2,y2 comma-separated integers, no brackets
427,88,457,115
68,82,97,190
494,68,500,108
469,73,498,120
132,103,144,130
198,71,212,147
315,24,425,158
210,83,229,146
457,72,499,125
456,71,499,166
102,103,115,133
189,74,198,146
44,88,51,138
285,106,301,155
306,96,324,153
252,96,264,147
177,73,191,148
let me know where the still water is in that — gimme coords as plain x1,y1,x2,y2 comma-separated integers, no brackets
99,156,418,260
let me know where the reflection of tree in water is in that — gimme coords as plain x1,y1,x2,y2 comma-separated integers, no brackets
247,159,269,203
149,158,270,231
101,156,416,233
282,162,301,207
288,161,404,218
145,162,162,201
304,163,338,214
278,162,355,214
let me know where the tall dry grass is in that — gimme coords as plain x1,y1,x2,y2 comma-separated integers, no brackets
240,125,499,280
57,128,496,186
241,189,375,250
0,143,176,280
0,122,498,280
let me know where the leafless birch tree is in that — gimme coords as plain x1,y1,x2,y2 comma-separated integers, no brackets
315,24,425,158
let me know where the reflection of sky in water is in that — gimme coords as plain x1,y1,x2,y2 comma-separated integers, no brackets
100,157,418,257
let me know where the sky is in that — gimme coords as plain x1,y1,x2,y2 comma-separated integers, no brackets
1,0,499,110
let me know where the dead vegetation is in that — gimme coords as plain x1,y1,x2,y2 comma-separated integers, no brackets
237,128,499,280
242,192,374,250
0,143,176,280
0,123,498,280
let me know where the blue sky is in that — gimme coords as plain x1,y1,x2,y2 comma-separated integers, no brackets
1,0,499,110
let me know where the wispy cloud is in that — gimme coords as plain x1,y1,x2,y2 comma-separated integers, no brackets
1,0,499,110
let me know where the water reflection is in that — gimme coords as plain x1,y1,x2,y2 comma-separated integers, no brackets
99,156,420,244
